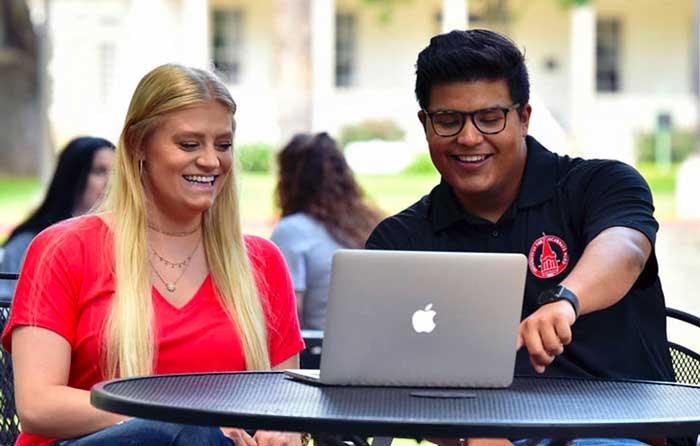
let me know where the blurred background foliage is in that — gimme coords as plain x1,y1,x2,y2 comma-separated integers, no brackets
636,129,698,164
339,119,406,149
237,143,274,173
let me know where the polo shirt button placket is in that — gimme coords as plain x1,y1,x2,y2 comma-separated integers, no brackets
490,228,500,238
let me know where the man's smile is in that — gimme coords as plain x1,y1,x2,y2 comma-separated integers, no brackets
452,154,493,163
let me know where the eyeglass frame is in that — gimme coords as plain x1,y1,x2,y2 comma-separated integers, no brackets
423,103,521,137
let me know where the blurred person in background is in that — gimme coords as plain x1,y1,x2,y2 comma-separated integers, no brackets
2,64,305,446
0,136,115,300
271,132,383,330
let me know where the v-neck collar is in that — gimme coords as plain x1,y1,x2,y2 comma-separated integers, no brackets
152,275,212,311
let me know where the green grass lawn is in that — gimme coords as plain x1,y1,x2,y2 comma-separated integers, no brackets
637,162,678,221
0,162,678,241
0,177,43,214
0,177,44,243
174,163,680,233
0,172,441,241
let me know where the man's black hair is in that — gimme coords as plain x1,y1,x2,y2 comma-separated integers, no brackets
415,29,530,112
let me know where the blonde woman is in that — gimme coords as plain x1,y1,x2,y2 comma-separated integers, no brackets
2,64,305,446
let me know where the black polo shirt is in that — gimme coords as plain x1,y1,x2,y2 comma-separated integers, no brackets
366,135,674,382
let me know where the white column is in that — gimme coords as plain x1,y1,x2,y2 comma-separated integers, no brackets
569,4,595,154
181,0,210,68
310,0,335,132
441,0,468,33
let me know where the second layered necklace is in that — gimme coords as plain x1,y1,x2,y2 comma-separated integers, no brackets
149,225,201,293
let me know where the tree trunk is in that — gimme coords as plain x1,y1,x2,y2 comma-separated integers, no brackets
273,0,312,145
0,0,40,176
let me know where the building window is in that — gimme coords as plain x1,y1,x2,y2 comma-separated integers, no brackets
335,13,356,87
212,9,243,84
596,18,621,92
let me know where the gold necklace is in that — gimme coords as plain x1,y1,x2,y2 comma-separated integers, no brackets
148,224,201,237
151,246,194,269
149,239,201,292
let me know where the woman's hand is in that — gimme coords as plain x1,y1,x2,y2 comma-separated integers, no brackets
427,438,513,446
221,428,257,446
221,428,303,446
255,430,303,446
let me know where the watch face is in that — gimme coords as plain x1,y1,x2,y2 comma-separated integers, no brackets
538,286,570,305
539,285,579,318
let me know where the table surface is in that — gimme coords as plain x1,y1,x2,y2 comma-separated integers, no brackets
91,371,700,438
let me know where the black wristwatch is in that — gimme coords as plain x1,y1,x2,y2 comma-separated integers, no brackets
537,284,580,319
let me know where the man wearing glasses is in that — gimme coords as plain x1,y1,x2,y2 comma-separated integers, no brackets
367,29,681,445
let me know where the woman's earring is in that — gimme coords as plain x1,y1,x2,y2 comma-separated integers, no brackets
139,160,144,177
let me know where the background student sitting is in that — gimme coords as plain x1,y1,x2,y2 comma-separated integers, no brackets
271,132,382,330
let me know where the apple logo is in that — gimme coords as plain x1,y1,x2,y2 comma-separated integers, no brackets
412,303,437,333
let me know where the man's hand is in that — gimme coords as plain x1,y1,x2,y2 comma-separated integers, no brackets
517,300,576,374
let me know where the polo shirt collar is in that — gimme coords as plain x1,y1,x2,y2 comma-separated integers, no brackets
515,135,558,209
429,135,557,231
430,179,469,231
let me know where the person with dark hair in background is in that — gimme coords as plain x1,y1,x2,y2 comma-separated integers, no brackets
367,29,683,446
0,136,115,300
271,132,383,330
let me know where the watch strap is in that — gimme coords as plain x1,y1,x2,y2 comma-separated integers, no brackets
537,284,580,319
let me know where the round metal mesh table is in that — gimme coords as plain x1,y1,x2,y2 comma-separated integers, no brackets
91,372,700,438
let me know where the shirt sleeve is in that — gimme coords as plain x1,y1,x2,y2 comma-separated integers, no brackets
270,220,308,293
578,161,658,246
1,225,83,353
575,161,660,285
246,236,305,367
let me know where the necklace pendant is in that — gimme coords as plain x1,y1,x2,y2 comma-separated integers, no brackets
166,283,176,292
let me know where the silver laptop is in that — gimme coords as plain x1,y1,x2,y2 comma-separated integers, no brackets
285,249,527,388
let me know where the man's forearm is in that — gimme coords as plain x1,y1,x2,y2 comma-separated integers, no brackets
560,226,651,316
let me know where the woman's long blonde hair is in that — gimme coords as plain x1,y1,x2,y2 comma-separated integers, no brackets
102,63,270,378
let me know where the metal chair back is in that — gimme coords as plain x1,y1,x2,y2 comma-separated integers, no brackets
300,329,323,369
667,307,700,386
0,272,20,445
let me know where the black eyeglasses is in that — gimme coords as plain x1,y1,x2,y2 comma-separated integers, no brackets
424,103,521,137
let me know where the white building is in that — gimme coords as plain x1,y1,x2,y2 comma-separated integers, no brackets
30,0,700,165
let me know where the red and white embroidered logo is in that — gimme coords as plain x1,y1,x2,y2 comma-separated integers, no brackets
528,233,569,279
